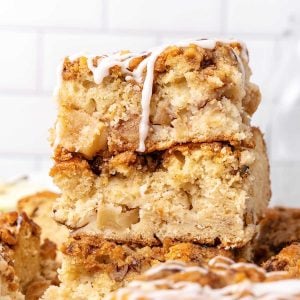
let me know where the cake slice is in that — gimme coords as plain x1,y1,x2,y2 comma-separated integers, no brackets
17,191,69,249
51,128,270,248
0,212,59,300
262,243,300,278
0,212,40,299
254,207,300,263
42,235,251,300
105,258,300,300
51,39,260,159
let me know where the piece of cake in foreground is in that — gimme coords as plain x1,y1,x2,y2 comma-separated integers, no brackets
254,206,300,263
42,235,250,300
105,258,300,300
42,212,299,300
0,212,40,299
0,212,59,300
51,127,270,248
51,39,260,158
263,243,300,277
17,191,69,249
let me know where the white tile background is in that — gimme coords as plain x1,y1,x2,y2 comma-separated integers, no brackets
0,0,299,206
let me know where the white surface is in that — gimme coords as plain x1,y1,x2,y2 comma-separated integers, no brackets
107,0,222,33
0,0,299,205
271,106,300,161
271,161,300,207
0,95,55,154
0,175,57,212
227,0,292,34
0,31,37,91
0,0,103,28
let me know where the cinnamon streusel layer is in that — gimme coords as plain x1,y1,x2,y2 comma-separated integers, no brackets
42,235,251,300
51,128,270,248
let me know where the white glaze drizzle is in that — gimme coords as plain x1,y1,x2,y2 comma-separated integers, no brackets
54,39,248,152
135,47,164,151
144,261,208,276
107,257,300,300
108,278,300,300
139,256,277,290
144,257,268,279
230,262,266,275
16,214,23,230
232,48,246,84
87,52,141,84
208,255,235,267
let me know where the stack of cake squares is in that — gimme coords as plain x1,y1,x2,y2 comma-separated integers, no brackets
44,40,271,299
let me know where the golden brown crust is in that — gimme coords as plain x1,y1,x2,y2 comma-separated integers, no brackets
0,245,20,294
52,126,260,174
62,43,244,82
0,212,61,299
0,212,41,298
40,239,57,261
17,191,58,213
50,156,91,177
254,207,300,264
25,279,52,300
262,243,300,278
108,126,255,155
17,191,69,249
243,83,261,116
0,212,40,246
52,141,246,177
62,235,236,278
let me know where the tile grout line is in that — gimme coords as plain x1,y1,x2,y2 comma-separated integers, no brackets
0,24,287,39
0,89,52,97
35,30,44,93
